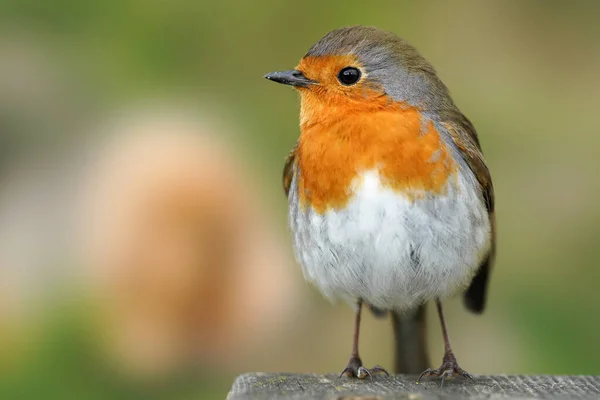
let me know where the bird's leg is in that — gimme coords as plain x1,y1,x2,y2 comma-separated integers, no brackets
418,300,474,385
339,300,389,379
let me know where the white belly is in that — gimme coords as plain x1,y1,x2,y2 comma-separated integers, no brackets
288,169,492,311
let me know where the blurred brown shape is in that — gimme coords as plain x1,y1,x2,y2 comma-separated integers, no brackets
77,108,299,377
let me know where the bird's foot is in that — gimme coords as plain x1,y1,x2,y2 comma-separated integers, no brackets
417,352,474,385
339,355,389,379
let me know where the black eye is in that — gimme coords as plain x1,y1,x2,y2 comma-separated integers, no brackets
337,67,361,85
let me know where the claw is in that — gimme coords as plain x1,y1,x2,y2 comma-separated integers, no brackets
417,353,474,385
339,356,389,379
357,366,371,379
463,371,475,383
417,368,435,383
371,365,390,376
339,367,353,378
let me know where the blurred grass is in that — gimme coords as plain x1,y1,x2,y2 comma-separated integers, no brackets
1,0,600,398
0,307,227,399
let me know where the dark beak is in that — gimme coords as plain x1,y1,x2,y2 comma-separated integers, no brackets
264,69,315,87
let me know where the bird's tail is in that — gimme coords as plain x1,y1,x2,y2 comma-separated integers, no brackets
391,304,429,374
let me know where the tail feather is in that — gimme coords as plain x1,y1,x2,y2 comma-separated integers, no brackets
368,304,388,318
391,304,429,374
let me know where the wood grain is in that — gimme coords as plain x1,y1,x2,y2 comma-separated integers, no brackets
228,373,600,399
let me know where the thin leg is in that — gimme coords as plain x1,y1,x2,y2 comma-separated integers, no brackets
417,300,474,385
351,299,362,357
436,300,452,356
339,300,389,379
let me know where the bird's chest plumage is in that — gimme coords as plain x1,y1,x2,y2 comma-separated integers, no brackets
288,111,492,310
295,105,456,214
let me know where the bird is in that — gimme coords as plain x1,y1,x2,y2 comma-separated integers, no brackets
264,25,495,382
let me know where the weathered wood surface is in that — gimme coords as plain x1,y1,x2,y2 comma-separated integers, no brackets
227,373,600,400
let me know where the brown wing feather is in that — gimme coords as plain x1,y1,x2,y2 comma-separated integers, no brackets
283,143,297,197
442,114,496,314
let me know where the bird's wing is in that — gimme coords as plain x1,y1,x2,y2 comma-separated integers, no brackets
282,143,298,197
442,115,496,314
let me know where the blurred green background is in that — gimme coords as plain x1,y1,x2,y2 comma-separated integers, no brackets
1,0,600,398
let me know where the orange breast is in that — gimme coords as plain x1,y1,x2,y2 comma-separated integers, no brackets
296,99,457,214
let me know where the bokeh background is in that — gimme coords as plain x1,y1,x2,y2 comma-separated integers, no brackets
1,0,600,398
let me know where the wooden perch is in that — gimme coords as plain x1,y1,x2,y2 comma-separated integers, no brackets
227,373,600,399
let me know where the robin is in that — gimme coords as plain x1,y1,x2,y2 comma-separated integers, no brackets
265,26,495,382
